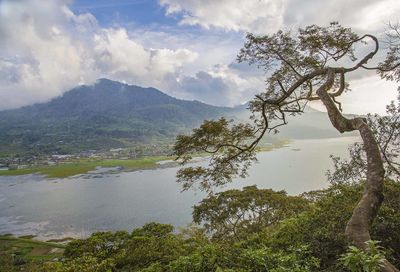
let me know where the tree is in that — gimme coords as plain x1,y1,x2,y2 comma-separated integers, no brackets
327,22,400,184
174,22,400,271
193,185,309,241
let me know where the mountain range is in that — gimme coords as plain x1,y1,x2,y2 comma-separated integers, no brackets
0,79,356,157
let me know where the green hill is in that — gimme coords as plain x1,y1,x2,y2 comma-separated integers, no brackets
0,79,237,156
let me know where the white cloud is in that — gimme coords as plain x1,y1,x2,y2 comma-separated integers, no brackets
159,0,400,114
0,0,93,109
341,75,398,115
307,74,399,115
93,28,198,88
166,64,264,106
0,0,197,109
160,0,286,34
160,0,400,34
284,0,400,33
94,28,155,79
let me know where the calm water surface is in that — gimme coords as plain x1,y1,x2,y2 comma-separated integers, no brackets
0,137,359,240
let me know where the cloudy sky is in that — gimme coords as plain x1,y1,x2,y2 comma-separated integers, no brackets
0,0,399,114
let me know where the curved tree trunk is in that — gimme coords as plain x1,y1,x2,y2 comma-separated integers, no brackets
316,69,399,272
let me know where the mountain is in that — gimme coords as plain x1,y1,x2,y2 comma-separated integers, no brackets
0,79,238,156
0,79,358,157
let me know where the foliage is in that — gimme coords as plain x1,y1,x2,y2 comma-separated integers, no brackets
265,183,361,269
193,185,309,240
119,223,189,270
264,181,400,270
24,221,318,272
174,118,258,191
64,231,130,260
167,244,225,272
379,22,400,82
173,244,319,272
340,240,386,272
41,256,115,272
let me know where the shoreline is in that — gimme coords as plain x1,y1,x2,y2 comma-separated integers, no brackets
0,140,292,179
0,137,360,241
0,156,173,179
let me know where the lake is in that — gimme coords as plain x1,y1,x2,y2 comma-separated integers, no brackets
0,136,359,240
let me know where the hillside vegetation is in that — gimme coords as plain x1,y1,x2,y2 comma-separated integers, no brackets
0,79,237,156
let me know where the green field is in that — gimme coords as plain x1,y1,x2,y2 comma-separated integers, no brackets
0,234,65,270
0,156,173,178
0,140,289,179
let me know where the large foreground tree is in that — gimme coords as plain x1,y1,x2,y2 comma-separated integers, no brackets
174,23,400,271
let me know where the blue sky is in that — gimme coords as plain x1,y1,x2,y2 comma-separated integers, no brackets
70,0,178,28
0,0,399,114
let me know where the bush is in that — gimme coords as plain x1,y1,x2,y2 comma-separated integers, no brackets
340,240,386,272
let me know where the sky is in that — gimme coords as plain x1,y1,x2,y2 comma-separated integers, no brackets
0,0,399,114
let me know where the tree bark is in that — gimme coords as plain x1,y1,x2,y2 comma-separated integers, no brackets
316,69,399,272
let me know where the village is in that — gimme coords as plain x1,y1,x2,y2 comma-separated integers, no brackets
0,144,173,171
